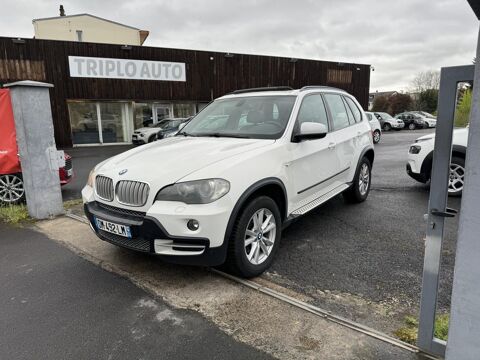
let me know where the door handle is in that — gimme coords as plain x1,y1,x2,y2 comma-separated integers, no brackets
328,142,336,150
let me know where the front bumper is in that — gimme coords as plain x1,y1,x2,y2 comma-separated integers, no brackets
132,135,147,145
84,201,229,266
406,163,429,183
391,122,405,129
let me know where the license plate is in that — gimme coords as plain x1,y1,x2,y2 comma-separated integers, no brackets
95,217,132,238
67,169,73,177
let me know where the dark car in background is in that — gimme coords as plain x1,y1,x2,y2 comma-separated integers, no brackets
395,112,427,130
155,117,191,140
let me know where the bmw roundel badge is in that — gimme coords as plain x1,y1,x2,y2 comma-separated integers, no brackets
119,169,128,175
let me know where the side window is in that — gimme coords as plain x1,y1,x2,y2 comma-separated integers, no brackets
342,97,356,125
296,94,329,129
324,94,350,131
344,97,362,123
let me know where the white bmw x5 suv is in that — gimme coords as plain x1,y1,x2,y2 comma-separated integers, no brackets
82,86,374,277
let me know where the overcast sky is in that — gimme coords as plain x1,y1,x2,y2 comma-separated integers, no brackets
1,0,478,91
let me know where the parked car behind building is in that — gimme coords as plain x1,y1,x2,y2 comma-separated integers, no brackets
374,112,405,131
132,118,189,145
365,112,382,143
395,112,427,130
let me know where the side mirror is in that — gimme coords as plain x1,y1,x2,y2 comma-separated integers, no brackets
293,122,328,142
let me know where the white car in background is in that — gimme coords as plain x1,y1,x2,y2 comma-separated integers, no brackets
83,86,374,277
413,111,437,128
407,127,467,196
132,118,188,145
365,112,382,143
374,112,405,131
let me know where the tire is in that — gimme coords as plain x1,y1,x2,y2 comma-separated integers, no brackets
373,130,381,144
224,196,282,278
148,135,156,143
448,156,465,197
343,157,372,203
383,123,392,131
0,173,26,204
408,123,416,130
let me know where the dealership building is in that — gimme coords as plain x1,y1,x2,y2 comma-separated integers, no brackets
0,29,370,148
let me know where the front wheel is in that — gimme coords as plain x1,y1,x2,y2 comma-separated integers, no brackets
224,196,281,278
0,173,26,204
448,156,465,197
408,123,416,130
343,157,371,203
383,123,392,131
373,130,381,144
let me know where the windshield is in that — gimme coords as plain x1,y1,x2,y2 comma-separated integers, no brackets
178,96,296,139
376,112,393,119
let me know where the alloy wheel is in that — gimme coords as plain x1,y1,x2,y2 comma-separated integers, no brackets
358,163,370,196
244,208,276,265
373,131,380,143
0,174,25,203
448,163,465,194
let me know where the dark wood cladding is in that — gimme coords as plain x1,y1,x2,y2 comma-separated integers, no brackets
0,36,370,148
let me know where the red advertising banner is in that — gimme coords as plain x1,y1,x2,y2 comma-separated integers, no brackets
0,89,21,174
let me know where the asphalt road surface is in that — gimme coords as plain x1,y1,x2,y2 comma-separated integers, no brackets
62,130,459,332
266,129,460,330
0,222,271,360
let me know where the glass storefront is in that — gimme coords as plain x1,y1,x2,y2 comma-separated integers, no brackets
134,103,153,129
68,102,100,144
68,100,200,145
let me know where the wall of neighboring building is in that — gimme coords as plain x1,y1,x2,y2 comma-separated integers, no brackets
0,36,370,147
33,15,141,45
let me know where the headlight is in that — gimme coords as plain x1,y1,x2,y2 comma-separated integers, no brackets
155,179,230,204
87,169,96,187
409,145,421,154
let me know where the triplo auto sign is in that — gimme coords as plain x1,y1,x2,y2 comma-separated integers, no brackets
68,56,186,82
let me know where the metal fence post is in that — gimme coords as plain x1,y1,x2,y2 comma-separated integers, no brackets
445,26,480,360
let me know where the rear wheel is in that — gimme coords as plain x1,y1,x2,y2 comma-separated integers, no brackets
0,173,25,204
373,130,381,144
448,156,465,197
224,196,281,278
344,157,371,203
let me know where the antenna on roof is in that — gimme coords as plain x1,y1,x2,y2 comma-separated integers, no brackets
59,5,66,16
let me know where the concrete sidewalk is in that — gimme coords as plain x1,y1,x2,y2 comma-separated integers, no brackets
29,213,422,360
0,223,271,360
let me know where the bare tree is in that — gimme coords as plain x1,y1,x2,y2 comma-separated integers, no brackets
411,70,441,93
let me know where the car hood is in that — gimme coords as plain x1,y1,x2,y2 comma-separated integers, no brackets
415,127,468,142
96,136,275,186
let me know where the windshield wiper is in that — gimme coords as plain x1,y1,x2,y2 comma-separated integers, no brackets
199,133,250,139
176,131,196,137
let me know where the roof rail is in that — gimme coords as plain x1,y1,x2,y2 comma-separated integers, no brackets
299,85,346,93
230,86,294,95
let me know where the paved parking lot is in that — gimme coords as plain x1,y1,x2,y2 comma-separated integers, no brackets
265,129,460,333
62,129,460,334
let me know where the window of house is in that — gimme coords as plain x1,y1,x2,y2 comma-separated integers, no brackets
324,94,350,131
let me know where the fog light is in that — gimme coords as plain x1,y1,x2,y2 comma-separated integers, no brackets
187,219,199,231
